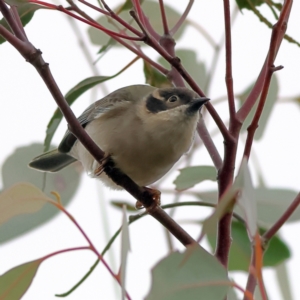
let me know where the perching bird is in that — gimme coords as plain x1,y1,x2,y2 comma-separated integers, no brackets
29,85,209,189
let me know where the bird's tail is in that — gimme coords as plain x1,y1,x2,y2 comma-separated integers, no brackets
29,149,77,172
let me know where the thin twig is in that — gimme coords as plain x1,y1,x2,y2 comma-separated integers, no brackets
223,0,236,122
170,0,194,36
158,0,169,35
263,192,300,241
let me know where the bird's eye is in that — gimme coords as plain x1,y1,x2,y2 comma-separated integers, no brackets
168,95,178,103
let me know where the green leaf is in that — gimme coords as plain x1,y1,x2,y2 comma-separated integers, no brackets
238,75,278,140
0,260,41,300
0,182,50,225
143,60,172,88
197,186,300,227
44,75,115,152
159,49,206,90
207,221,290,271
146,244,230,300
88,0,187,46
0,144,80,243
0,3,46,44
235,0,264,10
111,200,136,212
173,166,216,191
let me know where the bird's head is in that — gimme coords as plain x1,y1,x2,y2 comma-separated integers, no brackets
144,87,209,117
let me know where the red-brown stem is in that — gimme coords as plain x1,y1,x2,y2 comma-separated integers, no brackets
223,0,236,122
197,117,222,170
237,0,292,122
51,203,132,300
41,246,91,261
170,0,194,36
244,192,300,298
263,192,300,241
158,0,169,35
243,0,291,158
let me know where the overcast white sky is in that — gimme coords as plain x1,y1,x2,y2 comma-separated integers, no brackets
1,1,300,299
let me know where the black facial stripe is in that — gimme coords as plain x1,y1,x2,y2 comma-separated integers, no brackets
146,95,168,113
159,90,193,104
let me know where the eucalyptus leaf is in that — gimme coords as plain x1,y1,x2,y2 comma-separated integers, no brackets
197,186,300,227
173,166,217,191
0,183,50,225
146,244,230,300
207,221,290,271
0,3,46,44
0,260,41,300
235,159,257,239
0,144,80,243
143,60,172,88
238,75,278,140
159,49,206,90
120,206,130,300
235,0,264,10
88,0,187,47
111,200,136,212
44,75,116,151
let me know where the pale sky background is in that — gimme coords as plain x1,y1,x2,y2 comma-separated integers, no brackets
1,0,300,299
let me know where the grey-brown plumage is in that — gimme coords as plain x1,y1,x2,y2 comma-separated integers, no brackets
29,85,209,189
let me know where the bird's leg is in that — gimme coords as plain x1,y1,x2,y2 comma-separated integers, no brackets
94,154,111,176
135,187,161,209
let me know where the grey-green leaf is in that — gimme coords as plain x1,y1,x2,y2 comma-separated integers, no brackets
173,166,216,191
0,3,46,44
159,49,206,90
146,244,230,300
0,143,80,243
0,260,41,300
197,187,300,227
238,75,278,140
207,221,290,271
88,0,187,47
44,75,114,152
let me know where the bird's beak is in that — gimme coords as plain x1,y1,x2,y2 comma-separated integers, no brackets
186,97,210,115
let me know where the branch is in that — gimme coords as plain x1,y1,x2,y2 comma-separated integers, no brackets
237,0,292,122
263,192,300,241
158,0,169,35
0,0,195,247
223,0,236,123
170,0,194,36
197,116,223,170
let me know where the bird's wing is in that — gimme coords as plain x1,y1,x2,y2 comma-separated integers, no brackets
57,85,155,153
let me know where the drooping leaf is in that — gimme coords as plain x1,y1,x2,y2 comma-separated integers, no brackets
238,75,278,140
120,206,130,300
146,244,230,300
0,3,46,44
207,221,290,271
88,0,187,46
173,166,216,191
275,263,293,300
235,159,257,239
44,75,115,151
0,144,80,243
0,260,41,300
0,182,50,225
197,186,300,227
159,49,206,90
143,60,172,88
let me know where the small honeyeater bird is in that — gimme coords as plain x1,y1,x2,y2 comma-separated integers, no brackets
29,85,209,189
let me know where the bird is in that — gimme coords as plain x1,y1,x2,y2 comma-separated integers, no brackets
29,85,209,190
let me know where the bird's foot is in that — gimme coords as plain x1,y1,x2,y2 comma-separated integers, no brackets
135,187,161,209
94,154,110,177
